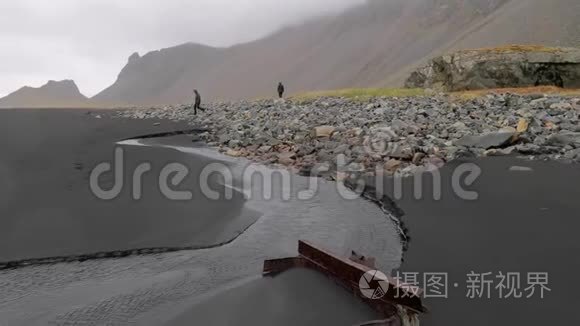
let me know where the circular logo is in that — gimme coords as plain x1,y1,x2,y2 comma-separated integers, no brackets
359,270,389,299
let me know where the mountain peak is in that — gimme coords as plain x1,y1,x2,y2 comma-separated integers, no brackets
43,79,80,91
128,52,140,63
5,0,579,106
46,79,75,85
0,80,88,108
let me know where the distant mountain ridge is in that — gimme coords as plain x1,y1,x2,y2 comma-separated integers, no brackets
0,80,88,108
2,0,579,107
93,0,580,105
93,43,225,106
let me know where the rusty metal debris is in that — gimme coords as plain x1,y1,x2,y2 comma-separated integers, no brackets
263,241,426,325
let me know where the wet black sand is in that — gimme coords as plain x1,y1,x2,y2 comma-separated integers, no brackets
169,268,380,326
0,109,259,263
0,109,401,325
376,157,580,325
2,109,579,325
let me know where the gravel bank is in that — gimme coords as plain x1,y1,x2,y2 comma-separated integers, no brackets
118,93,580,251
119,93,580,178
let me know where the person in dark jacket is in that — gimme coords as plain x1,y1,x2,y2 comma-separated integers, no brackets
277,82,285,98
193,89,205,115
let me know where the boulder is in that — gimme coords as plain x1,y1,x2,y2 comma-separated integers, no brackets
455,130,517,149
278,151,297,165
515,144,542,154
484,146,516,156
405,46,580,91
226,149,243,157
384,159,402,174
312,126,336,138
412,152,426,165
450,121,468,131
425,157,445,169
550,102,573,110
564,148,580,160
547,132,580,146
386,145,414,160
333,144,350,154
516,118,529,133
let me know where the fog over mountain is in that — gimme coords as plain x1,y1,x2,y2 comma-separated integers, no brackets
1,0,579,107
0,0,363,98
94,0,580,105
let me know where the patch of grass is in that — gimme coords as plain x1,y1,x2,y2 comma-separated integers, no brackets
291,85,580,104
293,88,425,101
460,44,567,54
451,86,580,101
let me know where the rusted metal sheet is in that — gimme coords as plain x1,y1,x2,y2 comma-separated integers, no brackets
263,240,426,323
263,257,305,274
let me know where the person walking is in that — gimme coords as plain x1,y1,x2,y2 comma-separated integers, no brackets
193,89,205,115
277,82,285,99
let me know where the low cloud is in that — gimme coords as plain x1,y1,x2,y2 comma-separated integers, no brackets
0,0,364,97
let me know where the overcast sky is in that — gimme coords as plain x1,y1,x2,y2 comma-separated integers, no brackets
0,0,364,98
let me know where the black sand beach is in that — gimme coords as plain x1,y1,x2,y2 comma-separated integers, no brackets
1,108,579,325
0,109,400,325
0,109,259,263
378,157,580,325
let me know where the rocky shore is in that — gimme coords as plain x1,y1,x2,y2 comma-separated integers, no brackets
118,93,580,179
116,92,579,252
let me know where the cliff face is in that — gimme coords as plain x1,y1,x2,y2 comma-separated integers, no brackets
405,46,580,91
91,0,579,105
6,0,578,106
93,44,224,106
0,80,88,108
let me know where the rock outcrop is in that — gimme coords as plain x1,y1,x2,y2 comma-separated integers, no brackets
405,45,580,91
